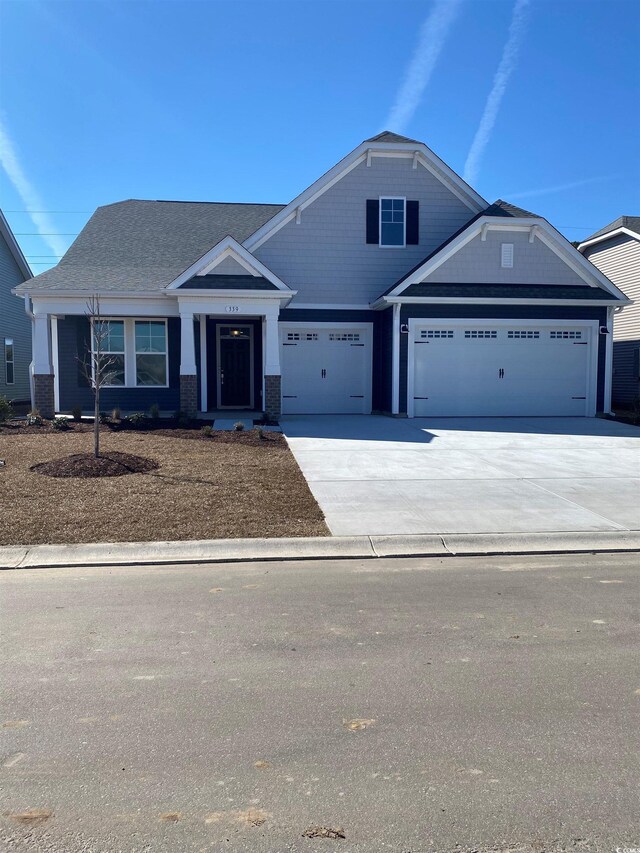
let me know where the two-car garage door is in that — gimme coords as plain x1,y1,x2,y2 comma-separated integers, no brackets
410,321,596,417
280,325,372,414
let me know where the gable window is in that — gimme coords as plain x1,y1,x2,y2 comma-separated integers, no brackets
93,320,125,386
366,199,419,245
135,321,167,386
501,243,514,268
4,338,14,385
380,197,406,247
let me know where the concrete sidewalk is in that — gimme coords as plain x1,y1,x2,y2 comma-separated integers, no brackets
2,529,640,570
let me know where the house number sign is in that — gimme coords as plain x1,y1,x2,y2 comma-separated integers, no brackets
225,305,240,313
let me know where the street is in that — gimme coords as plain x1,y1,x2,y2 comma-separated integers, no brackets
1,553,638,852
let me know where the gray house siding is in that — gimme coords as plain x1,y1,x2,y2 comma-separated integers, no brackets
583,234,639,407
398,305,608,414
57,316,181,413
0,238,31,402
425,230,589,286
255,157,475,306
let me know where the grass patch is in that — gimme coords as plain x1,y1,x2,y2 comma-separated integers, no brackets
0,425,328,545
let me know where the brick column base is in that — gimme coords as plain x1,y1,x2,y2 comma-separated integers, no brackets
180,375,198,418
33,374,55,419
264,374,281,421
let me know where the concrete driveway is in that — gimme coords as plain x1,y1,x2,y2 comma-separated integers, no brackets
281,415,640,536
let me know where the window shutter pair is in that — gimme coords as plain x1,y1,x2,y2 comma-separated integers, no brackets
366,200,419,244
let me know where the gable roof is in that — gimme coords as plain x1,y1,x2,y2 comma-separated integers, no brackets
15,200,284,294
0,209,32,281
364,130,424,145
582,215,640,243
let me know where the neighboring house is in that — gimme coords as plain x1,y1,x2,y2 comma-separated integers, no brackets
578,217,640,408
13,131,629,420
1,209,32,404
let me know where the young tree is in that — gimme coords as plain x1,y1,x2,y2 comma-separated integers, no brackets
77,297,122,458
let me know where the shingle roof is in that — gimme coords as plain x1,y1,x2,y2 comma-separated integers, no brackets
178,274,277,291
400,283,615,300
364,131,424,145
16,200,284,293
582,215,640,242
484,199,540,218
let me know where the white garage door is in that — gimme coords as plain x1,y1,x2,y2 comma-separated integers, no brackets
411,322,595,417
280,325,372,414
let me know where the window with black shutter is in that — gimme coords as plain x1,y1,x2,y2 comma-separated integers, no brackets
366,198,419,246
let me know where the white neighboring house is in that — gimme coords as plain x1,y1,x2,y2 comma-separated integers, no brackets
579,217,640,408
13,131,630,420
0,209,32,404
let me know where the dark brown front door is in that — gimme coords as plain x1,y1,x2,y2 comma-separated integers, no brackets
219,329,252,407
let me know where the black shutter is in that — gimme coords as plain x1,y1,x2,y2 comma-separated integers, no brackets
633,347,640,380
366,199,379,244
406,200,419,244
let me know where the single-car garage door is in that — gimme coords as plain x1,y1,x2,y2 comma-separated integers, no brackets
280,324,372,414
410,321,596,417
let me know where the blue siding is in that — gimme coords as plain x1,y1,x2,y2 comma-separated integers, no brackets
612,339,640,407
0,236,31,402
57,316,181,413
398,305,608,414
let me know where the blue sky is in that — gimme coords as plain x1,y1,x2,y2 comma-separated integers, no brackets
1,0,639,275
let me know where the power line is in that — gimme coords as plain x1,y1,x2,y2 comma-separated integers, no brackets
2,209,91,213
13,233,79,236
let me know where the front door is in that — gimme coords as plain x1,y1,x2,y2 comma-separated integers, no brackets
218,325,253,408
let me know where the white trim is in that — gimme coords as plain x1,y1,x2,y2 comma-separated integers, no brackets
215,323,254,409
198,247,261,277
384,216,632,301
174,289,292,300
379,296,625,307
199,315,208,412
604,306,614,414
50,318,59,410
578,226,640,251
392,303,400,414
165,235,292,291
379,196,406,248
283,303,372,311
406,318,599,418
244,139,486,252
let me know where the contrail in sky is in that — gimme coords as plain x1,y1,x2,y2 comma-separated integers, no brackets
0,118,67,259
464,0,532,185
384,0,463,132
506,174,616,200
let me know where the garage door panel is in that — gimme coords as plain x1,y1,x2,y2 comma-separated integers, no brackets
412,324,592,417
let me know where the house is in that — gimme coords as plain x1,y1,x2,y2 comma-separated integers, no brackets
13,131,630,420
1,209,32,405
578,217,639,408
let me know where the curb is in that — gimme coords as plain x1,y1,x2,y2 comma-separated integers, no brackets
1,530,640,570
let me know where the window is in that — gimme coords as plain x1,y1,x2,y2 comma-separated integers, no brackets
464,330,497,339
93,320,125,386
380,197,405,247
421,330,454,339
508,330,540,339
550,330,582,340
4,338,14,385
501,243,514,268
135,321,167,386
329,332,361,341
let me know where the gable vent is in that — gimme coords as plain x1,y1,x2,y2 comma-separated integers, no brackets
501,243,514,268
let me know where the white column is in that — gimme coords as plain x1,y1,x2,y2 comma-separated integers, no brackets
32,313,52,374
264,310,280,375
391,302,400,414
199,314,208,411
180,312,197,375
603,306,614,415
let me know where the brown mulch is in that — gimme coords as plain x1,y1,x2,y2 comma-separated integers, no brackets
0,425,329,545
31,451,159,478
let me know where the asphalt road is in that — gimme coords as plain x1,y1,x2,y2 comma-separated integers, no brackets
1,553,638,853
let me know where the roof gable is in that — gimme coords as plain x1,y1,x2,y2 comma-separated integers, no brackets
0,209,31,281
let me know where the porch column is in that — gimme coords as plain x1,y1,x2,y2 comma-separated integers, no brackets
179,311,198,417
32,313,55,418
263,310,281,420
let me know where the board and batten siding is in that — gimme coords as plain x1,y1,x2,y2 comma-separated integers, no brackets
254,157,474,306
583,233,640,406
426,230,588,286
0,235,31,402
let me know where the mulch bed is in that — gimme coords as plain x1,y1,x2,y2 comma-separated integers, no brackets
0,420,328,545
31,451,159,478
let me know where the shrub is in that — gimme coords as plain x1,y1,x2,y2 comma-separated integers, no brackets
149,403,160,420
125,411,148,427
26,410,44,427
201,425,213,437
52,416,70,431
111,406,121,421
0,396,12,424
256,427,265,440
234,421,245,431
71,405,82,422
98,411,109,424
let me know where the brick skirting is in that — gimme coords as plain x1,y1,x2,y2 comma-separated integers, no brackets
264,374,281,420
33,374,55,419
180,375,198,417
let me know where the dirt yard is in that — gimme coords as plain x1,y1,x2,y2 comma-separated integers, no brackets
0,423,329,545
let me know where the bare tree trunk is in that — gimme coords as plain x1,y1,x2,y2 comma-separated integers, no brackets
94,377,100,458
